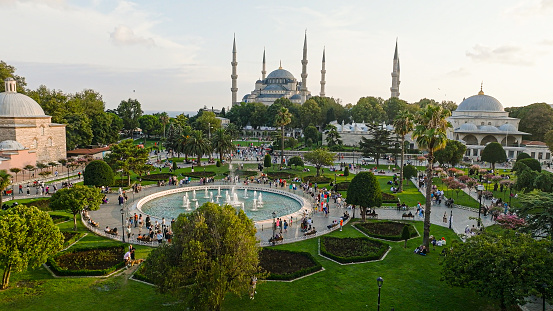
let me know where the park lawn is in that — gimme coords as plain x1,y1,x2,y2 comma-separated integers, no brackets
233,140,271,147
376,176,426,207
432,177,480,209
223,221,503,311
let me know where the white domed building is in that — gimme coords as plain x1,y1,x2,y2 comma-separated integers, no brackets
448,87,539,160
0,78,66,166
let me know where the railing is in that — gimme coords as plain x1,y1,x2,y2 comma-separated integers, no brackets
81,215,160,247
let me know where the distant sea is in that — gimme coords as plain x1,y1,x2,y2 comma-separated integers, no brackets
143,110,198,118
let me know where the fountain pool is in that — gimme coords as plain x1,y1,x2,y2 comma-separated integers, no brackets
138,186,304,222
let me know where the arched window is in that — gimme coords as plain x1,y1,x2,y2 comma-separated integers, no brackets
47,137,53,147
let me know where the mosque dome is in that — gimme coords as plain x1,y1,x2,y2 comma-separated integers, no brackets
459,123,478,131
267,68,295,80
290,94,302,100
480,125,500,132
499,124,517,132
265,84,286,91
456,89,504,112
0,140,26,151
0,78,46,117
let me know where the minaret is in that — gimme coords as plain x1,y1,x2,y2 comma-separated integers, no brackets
262,48,267,80
231,35,238,105
390,39,400,98
300,31,308,103
320,48,326,97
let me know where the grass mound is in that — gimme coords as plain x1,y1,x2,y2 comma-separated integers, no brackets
320,236,388,263
259,248,321,280
355,221,418,241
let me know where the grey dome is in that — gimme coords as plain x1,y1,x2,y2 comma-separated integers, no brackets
459,123,478,131
0,140,26,151
480,125,499,132
499,123,517,132
290,94,301,99
267,68,295,80
457,94,504,112
0,92,47,117
264,84,286,91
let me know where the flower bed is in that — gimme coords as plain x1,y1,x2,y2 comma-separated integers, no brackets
61,231,85,248
47,245,125,276
382,193,399,203
141,173,174,181
303,176,332,183
355,221,418,241
181,171,216,178
335,182,350,191
266,172,297,179
50,214,71,224
320,237,388,263
259,248,321,280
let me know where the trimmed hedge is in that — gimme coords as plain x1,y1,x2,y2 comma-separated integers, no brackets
382,192,399,203
266,172,297,179
320,236,388,263
132,263,153,284
61,231,85,248
355,221,418,241
303,176,332,183
142,173,174,181
47,245,126,276
260,248,322,280
181,171,216,178
335,182,350,191
50,214,71,224
24,198,51,211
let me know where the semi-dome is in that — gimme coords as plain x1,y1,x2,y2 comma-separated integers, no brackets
264,84,286,91
457,90,504,112
0,140,26,151
290,94,302,100
499,123,517,132
267,68,295,80
480,125,499,132
0,79,46,117
459,123,478,131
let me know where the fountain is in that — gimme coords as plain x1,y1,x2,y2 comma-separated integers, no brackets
258,192,263,206
210,192,214,203
183,193,191,210
216,187,222,198
243,188,248,199
204,188,209,198
191,190,198,201
252,198,258,211
253,190,257,199
195,201,199,209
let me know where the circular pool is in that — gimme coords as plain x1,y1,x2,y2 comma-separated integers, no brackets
137,186,305,222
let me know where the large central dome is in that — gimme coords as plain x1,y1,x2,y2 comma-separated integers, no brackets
0,78,46,117
267,68,295,80
457,92,504,112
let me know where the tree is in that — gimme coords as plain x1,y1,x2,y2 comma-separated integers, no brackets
533,171,553,192
393,110,414,192
412,104,451,249
304,125,319,147
516,191,553,238
441,231,553,310
49,184,103,231
346,171,382,221
23,165,35,180
211,128,234,162
359,123,393,166
116,98,143,138
264,154,272,168
0,171,11,207
401,225,410,248
513,158,541,172
303,149,335,177
288,156,304,169
64,113,93,149
324,124,342,147
0,61,27,93
184,130,212,166
138,114,162,138
159,112,170,139
275,107,292,169
351,96,386,123
8,168,21,182
403,164,417,180
84,160,115,187
104,139,149,186
299,99,322,129
143,202,260,311
195,111,221,136
514,165,538,192
434,139,467,168
517,152,531,161
517,103,553,142
0,205,63,289
480,142,507,170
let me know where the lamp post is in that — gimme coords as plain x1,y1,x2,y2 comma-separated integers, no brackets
377,277,384,311
540,283,548,311
477,185,484,227
334,174,337,192
272,211,276,245
120,208,125,243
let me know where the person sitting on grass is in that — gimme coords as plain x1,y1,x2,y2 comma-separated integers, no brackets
414,245,427,255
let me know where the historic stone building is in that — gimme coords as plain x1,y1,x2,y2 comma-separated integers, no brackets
0,78,66,164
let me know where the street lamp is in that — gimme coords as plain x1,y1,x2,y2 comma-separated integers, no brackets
272,211,276,245
540,283,548,311
377,277,384,311
120,208,125,243
334,173,337,192
477,185,484,227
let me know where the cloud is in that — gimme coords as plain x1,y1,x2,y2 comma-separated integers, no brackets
504,0,553,18
446,67,470,77
540,39,553,45
466,44,534,66
110,25,155,47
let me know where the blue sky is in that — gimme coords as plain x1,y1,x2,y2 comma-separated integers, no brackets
1,0,552,112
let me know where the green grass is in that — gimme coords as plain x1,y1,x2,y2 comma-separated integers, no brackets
233,140,270,147
433,178,480,209
376,176,425,207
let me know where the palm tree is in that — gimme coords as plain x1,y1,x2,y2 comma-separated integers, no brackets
393,110,414,192
184,130,212,166
212,128,234,163
24,164,35,179
36,162,47,174
275,107,292,169
159,112,170,139
412,104,451,249
9,168,21,182
0,170,12,207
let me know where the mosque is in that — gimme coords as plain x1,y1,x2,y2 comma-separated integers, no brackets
0,78,66,170
231,33,321,106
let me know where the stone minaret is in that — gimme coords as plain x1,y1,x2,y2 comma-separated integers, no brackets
300,32,308,103
231,35,238,105
262,48,267,80
320,48,326,97
390,39,400,98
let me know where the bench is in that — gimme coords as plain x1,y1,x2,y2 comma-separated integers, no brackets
269,236,284,243
304,230,317,236
366,212,378,219
402,213,415,220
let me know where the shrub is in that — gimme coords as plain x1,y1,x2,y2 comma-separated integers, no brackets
335,182,350,191
403,164,417,179
259,248,322,280
329,145,345,151
24,198,51,211
84,160,115,187
133,263,153,284
47,245,125,276
266,172,297,179
514,158,541,172
381,192,399,203
516,152,531,161
142,173,174,181
344,166,350,177
303,176,332,183
216,160,221,167
264,154,272,168
355,221,418,241
172,161,178,171
320,237,389,263
182,171,216,178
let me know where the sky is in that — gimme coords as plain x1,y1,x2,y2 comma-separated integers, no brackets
1,0,552,112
